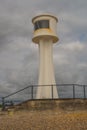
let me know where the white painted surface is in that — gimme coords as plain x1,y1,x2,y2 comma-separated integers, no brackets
36,39,58,98
32,14,59,99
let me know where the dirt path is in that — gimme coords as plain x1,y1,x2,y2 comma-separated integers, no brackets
0,110,87,130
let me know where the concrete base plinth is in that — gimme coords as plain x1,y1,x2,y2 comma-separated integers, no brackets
14,99,87,111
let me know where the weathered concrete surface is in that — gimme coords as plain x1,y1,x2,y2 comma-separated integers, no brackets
14,99,87,111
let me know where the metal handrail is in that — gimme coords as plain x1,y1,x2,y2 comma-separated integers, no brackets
1,84,87,110
2,84,87,99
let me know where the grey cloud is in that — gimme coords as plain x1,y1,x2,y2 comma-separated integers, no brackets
54,41,87,85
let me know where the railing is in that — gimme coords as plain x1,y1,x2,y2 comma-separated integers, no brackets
1,84,87,110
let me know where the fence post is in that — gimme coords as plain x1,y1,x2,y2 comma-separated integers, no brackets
83,85,86,99
51,85,53,99
31,86,33,99
73,84,75,99
2,97,5,111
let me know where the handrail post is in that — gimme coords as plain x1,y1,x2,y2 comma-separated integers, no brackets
83,85,86,99
2,97,5,111
31,86,33,99
73,84,75,99
51,85,53,99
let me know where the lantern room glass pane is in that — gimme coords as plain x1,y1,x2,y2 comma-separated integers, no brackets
34,20,49,30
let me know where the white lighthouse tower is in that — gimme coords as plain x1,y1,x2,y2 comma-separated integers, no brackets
32,14,59,99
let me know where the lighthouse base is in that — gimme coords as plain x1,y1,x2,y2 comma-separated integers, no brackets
36,85,58,99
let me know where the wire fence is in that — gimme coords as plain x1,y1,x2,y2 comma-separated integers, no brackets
1,84,87,110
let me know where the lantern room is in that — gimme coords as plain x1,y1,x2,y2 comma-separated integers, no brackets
32,14,59,44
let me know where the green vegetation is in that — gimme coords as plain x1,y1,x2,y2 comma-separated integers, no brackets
0,104,2,108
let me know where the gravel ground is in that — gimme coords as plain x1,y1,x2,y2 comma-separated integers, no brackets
0,110,87,130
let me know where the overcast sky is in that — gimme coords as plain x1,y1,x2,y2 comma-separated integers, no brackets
0,0,87,96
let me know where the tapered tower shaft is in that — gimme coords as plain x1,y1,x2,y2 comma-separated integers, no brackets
39,39,54,85
37,39,58,98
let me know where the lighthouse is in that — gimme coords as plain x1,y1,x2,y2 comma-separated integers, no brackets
32,14,59,99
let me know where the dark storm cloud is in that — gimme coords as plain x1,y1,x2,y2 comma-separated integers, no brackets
0,0,87,96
